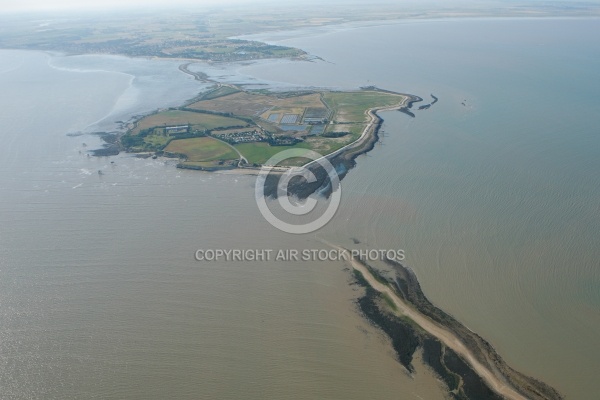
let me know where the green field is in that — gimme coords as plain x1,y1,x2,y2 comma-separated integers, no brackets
305,131,365,155
322,91,405,123
165,137,239,162
234,142,310,165
132,110,246,135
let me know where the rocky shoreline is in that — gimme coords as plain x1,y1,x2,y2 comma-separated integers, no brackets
89,132,121,156
417,94,439,110
398,95,422,117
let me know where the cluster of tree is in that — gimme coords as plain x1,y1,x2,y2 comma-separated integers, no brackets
120,134,145,149
322,131,349,138
268,136,302,146
210,125,249,132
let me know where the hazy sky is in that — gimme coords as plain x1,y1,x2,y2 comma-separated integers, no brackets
0,0,273,13
0,0,456,14
4,0,598,14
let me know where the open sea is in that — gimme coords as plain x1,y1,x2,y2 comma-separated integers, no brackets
0,17,599,399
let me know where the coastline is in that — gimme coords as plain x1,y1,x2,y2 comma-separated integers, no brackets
264,91,422,199
304,93,418,169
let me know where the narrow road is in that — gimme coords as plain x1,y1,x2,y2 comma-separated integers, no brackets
325,242,527,400
211,136,248,165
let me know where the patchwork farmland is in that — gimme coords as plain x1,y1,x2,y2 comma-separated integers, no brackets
120,85,408,169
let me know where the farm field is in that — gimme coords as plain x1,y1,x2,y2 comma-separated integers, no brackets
322,91,406,123
165,137,239,165
189,91,324,118
234,142,310,166
131,110,246,135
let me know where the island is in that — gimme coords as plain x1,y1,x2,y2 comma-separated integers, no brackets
117,84,419,172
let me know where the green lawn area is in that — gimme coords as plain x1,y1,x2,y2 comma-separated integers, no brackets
234,142,311,165
165,137,239,162
132,110,246,134
143,133,170,147
322,91,406,123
